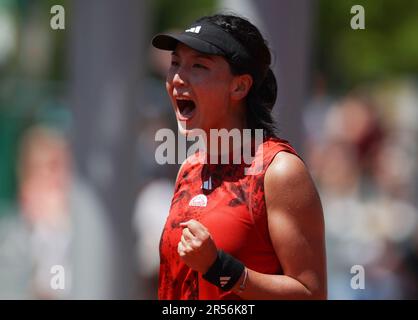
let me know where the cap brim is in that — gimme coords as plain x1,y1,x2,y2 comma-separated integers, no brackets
152,33,224,56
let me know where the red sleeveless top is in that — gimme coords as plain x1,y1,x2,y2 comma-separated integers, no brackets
158,137,298,300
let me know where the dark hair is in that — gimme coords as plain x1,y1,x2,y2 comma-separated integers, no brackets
195,14,278,137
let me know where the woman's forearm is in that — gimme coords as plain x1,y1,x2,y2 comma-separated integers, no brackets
231,268,326,300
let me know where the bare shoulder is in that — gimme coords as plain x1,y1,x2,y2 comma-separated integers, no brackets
264,151,323,217
265,151,307,180
264,152,317,201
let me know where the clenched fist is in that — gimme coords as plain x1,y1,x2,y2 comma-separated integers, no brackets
178,219,218,274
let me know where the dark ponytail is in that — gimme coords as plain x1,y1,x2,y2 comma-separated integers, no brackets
196,14,278,138
247,68,277,137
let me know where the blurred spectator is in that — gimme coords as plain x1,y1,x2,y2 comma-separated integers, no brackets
323,93,384,176
21,126,72,298
0,125,114,299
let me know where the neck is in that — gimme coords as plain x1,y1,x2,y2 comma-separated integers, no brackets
204,109,249,165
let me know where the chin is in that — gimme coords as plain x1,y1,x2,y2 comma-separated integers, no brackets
177,120,205,137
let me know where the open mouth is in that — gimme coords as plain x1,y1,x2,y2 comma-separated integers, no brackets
176,98,196,119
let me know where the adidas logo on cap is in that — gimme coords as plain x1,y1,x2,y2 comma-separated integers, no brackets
185,26,201,34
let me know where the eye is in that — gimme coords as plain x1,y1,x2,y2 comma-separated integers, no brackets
193,63,208,69
171,60,179,67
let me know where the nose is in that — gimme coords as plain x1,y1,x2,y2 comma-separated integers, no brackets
172,68,188,87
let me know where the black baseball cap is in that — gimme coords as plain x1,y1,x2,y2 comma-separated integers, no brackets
152,22,251,64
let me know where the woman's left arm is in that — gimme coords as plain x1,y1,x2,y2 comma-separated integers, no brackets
231,151,327,299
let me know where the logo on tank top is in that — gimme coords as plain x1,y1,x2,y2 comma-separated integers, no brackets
189,194,207,207
220,276,231,287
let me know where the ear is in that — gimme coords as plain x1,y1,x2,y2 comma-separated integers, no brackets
230,74,253,101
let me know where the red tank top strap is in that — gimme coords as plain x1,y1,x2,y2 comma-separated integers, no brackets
250,137,299,176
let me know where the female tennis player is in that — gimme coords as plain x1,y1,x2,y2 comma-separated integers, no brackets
152,14,327,300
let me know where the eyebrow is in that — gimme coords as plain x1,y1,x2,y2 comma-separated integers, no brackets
172,51,215,62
